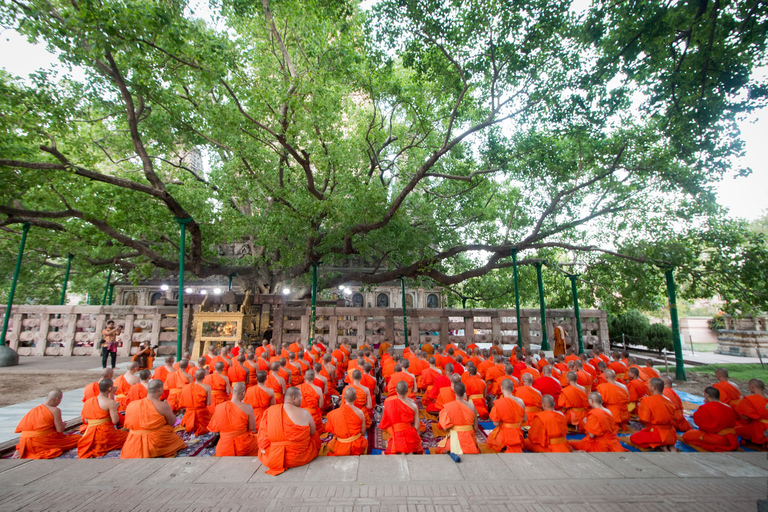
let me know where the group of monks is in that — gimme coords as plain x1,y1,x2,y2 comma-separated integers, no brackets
12,337,767,473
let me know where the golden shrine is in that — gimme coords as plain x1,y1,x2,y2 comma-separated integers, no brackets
191,291,259,358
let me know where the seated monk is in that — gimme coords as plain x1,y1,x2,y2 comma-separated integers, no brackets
713,368,742,406
463,366,489,420
164,360,193,413
596,369,631,431
625,367,649,414
682,386,740,452
204,362,231,407
299,370,325,433
78,378,128,459
113,363,139,412
662,376,692,432
424,364,453,413
121,379,186,458
430,374,462,414
326,387,369,456
629,378,679,451
491,365,519,397
343,370,373,429
533,365,562,403
379,381,424,454
486,379,527,453
152,356,176,400
83,368,114,403
257,386,320,475
644,359,661,379
173,351,195,371
558,371,589,431
735,378,768,446
13,389,80,459
207,382,260,456
435,382,480,455
268,362,287,404
125,370,151,409
386,361,417,399
515,373,543,427
523,394,571,453
243,352,259,389
417,357,441,393
179,369,212,436
205,345,218,368
131,342,155,371
227,354,250,387
244,370,275,428
570,392,627,452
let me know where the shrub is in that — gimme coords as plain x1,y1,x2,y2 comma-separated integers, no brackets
610,309,650,346
708,313,725,331
645,323,673,354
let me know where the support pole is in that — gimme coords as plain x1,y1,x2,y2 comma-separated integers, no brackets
176,218,193,362
0,223,30,366
400,276,409,348
511,248,522,350
462,297,467,309
664,268,687,381
101,268,112,305
309,262,317,347
535,262,549,350
568,274,584,355
108,284,115,306
228,274,234,291
59,254,73,306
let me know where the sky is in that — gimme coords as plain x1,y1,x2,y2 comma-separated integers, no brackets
1,22,766,222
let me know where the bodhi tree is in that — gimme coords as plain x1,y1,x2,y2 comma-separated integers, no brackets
0,0,766,307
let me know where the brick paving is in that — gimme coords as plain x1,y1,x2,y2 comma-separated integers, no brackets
0,453,765,511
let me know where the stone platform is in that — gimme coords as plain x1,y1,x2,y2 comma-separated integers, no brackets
0,452,765,511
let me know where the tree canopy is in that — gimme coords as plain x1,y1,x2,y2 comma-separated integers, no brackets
1,0,767,312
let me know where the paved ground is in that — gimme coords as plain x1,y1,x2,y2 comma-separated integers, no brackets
0,452,765,511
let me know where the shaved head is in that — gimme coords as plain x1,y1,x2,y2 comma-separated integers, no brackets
195,369,206,381
344,386,357,403
101,368,114,379
98,379,113,393
215,362,225,372
396,380,408,396
285,387,301,401
46,389,63,403
522,373,533,386
148,379,164,396
232,382,246,396
139,369,151,381
588,392,603,406
542,394,555,410
649,377,664,393
501,378,515,393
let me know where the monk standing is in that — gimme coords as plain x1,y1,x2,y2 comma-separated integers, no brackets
558,371,589,431
244,370,275,427
630,378,679,451
78,378,128,458
570,393,627,452
735,378,768,446
121,380,186,458
596,370,631,431
379,381,424,455
713,368,742,406
204,362,231,407
207,382,260,456
257,387,320,475
553,322,566,358
13,389,80,459
435,382,480,455
299,370,325,433
179,369,212,436
682,386,740,452
524,395,571,453
515,373,543,427
164,360,193,413
325,387,369,456
486,379,526,453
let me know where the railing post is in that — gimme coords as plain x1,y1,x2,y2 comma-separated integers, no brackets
0,223,30,366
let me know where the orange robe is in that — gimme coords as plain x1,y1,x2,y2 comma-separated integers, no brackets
82,381,99,403
204,372,229,406
464,375,489,420
257,405,320,475
243,361,258,389
164,371,191,413
342,384,372,429
207,402,259,456
325,405,368,456
417,367,440,391
227,363,249,386
113,374,132,412
244,385,273,428
179,382,211,436
558,386,589,429
626,379,649,412
486,397,526,453
630,394,678,449
682,401,740,452
524,410,571,453
514,386,543,427
430,386,456,414
423,374,450,411
436,401,479,454
386,372,416,398
78,397,128,459
266,374,284,404
570,408,627,452
596,382,631,429
663,387,692,432
121,399,186,458
533,376,562,403
299,382,324,433
735,394,768,445
714,381,742,407
14,405,80,459
379,398,423,454
125,383,148,409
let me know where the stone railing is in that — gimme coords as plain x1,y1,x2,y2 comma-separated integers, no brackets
273,306,609,352
716,315,768,357
0,305,190,357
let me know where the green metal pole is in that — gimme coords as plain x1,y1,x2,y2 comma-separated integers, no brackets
309,262,317,347
400,276,409,348
462,297,467,309
228,274,234,291
0,223,30,352
511,248,523,350
665,268,687,381
59,254,73,305
535,262,549,350
176,218,192,362
108,284,115,306
568,274,584,355
101,268,112,305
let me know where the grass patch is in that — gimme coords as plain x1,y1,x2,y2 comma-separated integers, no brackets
690,364,768,381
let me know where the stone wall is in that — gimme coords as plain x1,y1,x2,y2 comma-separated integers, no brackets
716,315,768,357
